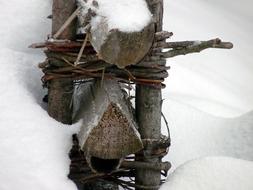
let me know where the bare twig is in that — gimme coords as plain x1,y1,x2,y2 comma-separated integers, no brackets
155,31,173,41
53,7,81,39
161,112,170,139
154,38,233,58
75,33,90,65
110,178,161,190
121,160,171,172
29,42,47,48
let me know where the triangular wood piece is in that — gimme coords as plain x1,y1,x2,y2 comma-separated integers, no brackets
77,79,143,159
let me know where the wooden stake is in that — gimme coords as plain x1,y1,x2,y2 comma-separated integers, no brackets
53,7,81,39
48,0,77,124
52,0,77,40
135,0,164,189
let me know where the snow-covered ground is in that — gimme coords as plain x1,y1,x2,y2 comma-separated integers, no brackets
161,157,253,190
0,0,252,190
164,0,253,117
0,1,79,190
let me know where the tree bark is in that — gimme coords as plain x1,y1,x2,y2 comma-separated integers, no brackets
52,0,77,40
49,1,118,189
135,0,164,189
48,77,74,124
48,0,77,124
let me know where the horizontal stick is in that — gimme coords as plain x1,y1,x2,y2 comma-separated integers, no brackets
29,42,47,48
137,58,167,66
45,50,99,65
29,40,95,54
155,31,173,41
155,38,233,49
53,7,81,39
111,178,161,190
155,38,233,58
142,136,170,150
121,160,171,172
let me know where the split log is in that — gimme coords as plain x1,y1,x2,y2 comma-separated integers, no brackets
76,79,143,173
76,0,155,68
90,21,155,68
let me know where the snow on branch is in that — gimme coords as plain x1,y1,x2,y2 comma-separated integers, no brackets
154,38,233,58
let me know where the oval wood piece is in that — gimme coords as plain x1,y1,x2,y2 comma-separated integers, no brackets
90,22,155,68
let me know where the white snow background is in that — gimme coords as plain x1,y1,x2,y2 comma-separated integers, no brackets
0,0,252,190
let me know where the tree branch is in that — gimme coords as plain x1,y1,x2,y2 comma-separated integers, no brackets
154,38,233,58
121,161,171,173
155,31,173,41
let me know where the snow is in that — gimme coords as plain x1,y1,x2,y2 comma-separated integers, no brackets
160,157,253,190
0,1,80,190
77,0,152,32
0,0,51,52
160,0,253,188
0,48,80,190
163,0,253,117
162,100,253,171
0,0,252,190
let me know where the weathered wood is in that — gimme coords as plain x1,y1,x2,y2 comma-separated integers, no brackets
52,0,77,40
135,0,164,189
154,38,233,58
155,31,173,41
76,79,143,173
77,180,118,190
135,86,162,190
68,134,169,189
90,21,155,68
53,7,80,39
45,50,99,66
48,0,76,124
121,160,171,172
154,39,233,49
48,77,73,124
111,178,160,190
76,2,155,68
68,134,119,190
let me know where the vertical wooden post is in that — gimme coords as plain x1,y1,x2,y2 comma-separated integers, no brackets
48,0,76,124
52,0,77,40
135,87,162,189
135,0,164,189
50,2,118,189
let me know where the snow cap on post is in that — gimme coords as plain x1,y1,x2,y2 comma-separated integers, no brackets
77,0,154,68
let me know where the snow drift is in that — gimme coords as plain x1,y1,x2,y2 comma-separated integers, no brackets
160,157,253,190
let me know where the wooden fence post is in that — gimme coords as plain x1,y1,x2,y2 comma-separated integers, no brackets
135,0,164,189
50,1,118,189
48,0,77,124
